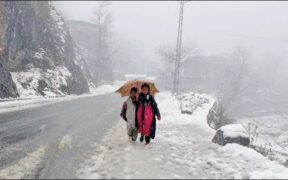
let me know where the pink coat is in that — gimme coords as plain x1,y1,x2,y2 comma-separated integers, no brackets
137,104,154,136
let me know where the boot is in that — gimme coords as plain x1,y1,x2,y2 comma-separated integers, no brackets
140,134,144,142
145,136,151,145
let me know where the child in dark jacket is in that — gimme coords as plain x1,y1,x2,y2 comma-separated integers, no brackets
136,83,161,145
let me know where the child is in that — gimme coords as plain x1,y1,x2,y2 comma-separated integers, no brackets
120,87,139,141
137,83,161,145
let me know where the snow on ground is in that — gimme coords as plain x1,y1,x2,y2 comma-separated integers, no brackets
239,114,288,166
0,82,121,114
242,114,288,153
76,92,288,179
58,135,73,150
0,146,45,179
89,84,119,95
220,124,249,139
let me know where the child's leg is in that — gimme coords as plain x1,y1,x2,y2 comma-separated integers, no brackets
127,126,133,137
131,129,138,141
140,134,144,142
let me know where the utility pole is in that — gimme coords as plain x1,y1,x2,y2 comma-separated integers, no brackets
173,0,185,96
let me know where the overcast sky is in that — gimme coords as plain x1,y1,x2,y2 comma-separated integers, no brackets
54,1,288,60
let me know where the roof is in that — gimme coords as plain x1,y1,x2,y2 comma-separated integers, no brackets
182,55,227,67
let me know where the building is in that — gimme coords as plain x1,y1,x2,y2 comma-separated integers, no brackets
181,55,227,93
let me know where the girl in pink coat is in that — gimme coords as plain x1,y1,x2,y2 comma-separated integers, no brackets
137,83,161,145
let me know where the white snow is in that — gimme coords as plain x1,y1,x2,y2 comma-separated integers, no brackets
11,68,43,97
58,135,73,150
11,66,73,98
124,74,147,79
124,74,158,81
76,92,288,179
146,76,157,81
49,6,67,45
239,114,288,166
89,84,119,96
33,48,46,59
0,146,45,179
220,124,249,139
46,66,72,88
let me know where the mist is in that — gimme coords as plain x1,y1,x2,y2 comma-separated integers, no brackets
54,1,288,55
56,1,288,147
53,1,288,116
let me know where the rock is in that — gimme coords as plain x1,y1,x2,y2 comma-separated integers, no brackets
207,102,233,130
0,2,91,98
0,61,19,98
212,124,250,146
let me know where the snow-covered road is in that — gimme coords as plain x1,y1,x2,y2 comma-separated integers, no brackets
0,84,122,179
77,92,288,179
0,84,119,114
1,90,288,179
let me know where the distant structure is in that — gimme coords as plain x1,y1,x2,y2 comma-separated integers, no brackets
124,74,157,81
181,56,227,93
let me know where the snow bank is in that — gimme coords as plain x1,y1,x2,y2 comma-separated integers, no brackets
240,114,288,157
220,144,288,179
220,124,249,139
159,91,215,130
180,92,211,114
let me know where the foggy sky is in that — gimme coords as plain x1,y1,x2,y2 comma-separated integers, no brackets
54,1,288,60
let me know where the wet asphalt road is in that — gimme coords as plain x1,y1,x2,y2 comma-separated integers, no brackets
0,93,123,178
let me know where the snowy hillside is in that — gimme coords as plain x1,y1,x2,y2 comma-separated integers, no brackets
11,66,73,97
76,92,288,179
0,2,91,98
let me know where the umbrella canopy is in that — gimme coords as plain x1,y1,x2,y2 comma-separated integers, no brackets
115,79,159,97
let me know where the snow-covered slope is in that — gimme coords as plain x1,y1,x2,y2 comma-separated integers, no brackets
11,66,73,97
0,2,91,98
76,92,288,179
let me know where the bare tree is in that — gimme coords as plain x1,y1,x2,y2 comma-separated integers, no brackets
91,1,113,85
215,46,252,128
156,42,198,90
